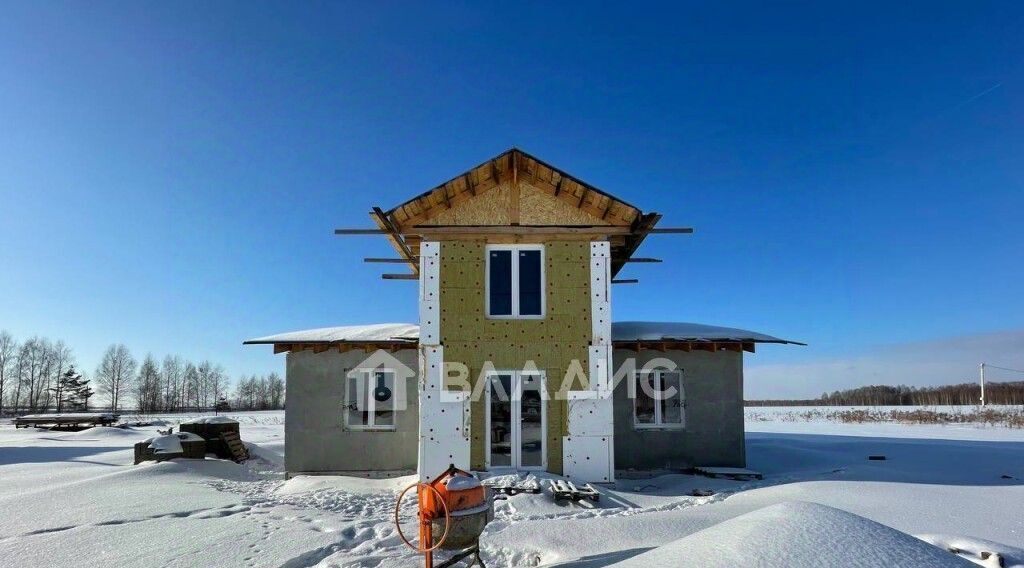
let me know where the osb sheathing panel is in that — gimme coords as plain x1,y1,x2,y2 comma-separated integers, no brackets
433,183,511,225
439,240,593,474
431,182,612,227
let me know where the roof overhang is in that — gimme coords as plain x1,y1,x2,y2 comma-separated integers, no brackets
245,322,803,355
336,148,692,278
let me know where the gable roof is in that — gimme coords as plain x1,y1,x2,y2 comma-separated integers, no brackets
367,148,666,277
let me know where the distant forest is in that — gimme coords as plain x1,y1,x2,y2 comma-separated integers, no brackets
747,381,1024,407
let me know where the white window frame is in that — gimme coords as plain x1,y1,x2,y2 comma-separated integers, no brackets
484,244,546,320
633,370,685,430
345,369,397,431
484,370,548,471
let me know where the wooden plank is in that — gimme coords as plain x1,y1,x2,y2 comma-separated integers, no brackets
372,207,418,267
611,279,638,284
647,228,694,234
334,228,387,234
611,212,660,278
510,150,520,225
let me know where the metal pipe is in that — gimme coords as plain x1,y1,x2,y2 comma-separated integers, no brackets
980,363,986,407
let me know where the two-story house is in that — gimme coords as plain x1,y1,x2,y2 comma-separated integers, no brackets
245,149,800,482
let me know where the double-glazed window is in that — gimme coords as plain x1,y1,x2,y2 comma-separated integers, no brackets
634,370,685,429
345,370,396,430
486,245,544,319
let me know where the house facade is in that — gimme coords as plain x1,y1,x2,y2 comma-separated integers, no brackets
246,149,800,482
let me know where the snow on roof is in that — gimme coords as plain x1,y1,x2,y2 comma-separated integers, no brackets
17,413,118,421
611,321,804,345
142,432,204,454
244,323,420,345
613,501,973,568
245,322,802,346
180,416,238,425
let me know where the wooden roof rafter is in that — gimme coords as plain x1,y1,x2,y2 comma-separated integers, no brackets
384,148,646,231
370,206,418,275
336,148,694,279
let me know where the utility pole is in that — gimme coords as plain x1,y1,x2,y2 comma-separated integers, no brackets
979,363,986,407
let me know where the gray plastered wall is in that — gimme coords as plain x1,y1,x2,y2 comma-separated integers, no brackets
283,346,746,474
285,348,420,474
612,348,745,470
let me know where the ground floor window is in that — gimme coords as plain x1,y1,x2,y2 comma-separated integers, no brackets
634,370,685,429
345,370,396,430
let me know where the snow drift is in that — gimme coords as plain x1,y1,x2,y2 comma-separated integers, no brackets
612,501,975,568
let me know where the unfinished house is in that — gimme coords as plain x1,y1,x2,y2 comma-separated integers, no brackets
245,148,800,482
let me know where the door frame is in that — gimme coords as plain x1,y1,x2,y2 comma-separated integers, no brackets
484,370,547,471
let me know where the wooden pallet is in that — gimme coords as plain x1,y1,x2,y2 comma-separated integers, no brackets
549,479,599,503
488,480,542,496
220,431,250,462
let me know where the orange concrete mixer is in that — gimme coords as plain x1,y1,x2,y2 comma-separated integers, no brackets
396,464,494,568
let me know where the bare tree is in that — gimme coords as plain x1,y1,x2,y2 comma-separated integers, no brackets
95,344,136,411
0,331,16,416
183,362,200,411
15,337,53,412
267,373,285,409
134,354,161,413
161,355,183,412
45,341,74,412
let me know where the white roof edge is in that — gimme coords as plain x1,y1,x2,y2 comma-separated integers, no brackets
245,321,803,346
244,323,419,345
611,321,805,345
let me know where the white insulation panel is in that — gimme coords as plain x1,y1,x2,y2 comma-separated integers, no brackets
562,435,615,483
419,241,440,344
416,341,472,480
566,398,614,437
418,345,444,391
588,344,612,393
419,390,469,438
418,434,471,482
590,241,612,345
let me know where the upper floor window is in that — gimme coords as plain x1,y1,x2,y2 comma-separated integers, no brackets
633,370,685,429
486,244,545,319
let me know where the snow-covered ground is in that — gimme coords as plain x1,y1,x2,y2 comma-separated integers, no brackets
1,409,1022,567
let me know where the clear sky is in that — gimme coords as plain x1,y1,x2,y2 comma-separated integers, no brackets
1,2,1021,399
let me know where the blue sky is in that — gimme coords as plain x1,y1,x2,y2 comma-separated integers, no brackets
1,2,1021,398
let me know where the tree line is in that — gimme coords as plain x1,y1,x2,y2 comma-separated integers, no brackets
0,330,285,415
746,381,1024,407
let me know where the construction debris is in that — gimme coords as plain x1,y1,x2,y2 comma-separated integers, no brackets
134,432,206,464
691,466,764,481
549,479,600,503
487,479,542,496
220,430,250,462
180,417,248,461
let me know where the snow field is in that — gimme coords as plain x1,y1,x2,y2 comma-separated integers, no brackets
0,409,1022,567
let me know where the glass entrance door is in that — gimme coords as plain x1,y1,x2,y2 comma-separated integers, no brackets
486,371,546,470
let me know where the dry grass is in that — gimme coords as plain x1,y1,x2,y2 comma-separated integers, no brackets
747,407,1024,428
